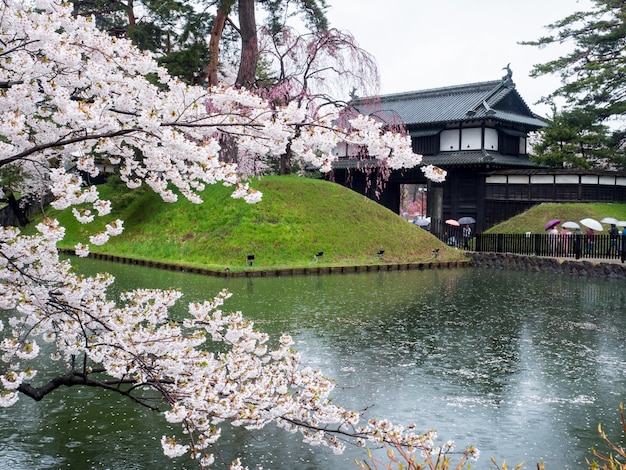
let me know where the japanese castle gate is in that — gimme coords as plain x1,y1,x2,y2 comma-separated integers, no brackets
327,74,626,233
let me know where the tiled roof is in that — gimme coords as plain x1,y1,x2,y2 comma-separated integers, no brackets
330,150,544,170
353,79,547,130
489,168,626,176
421,150,544,168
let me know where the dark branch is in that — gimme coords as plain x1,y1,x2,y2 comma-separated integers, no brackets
0,129,137,168
17,371,169,412
0,80,24,89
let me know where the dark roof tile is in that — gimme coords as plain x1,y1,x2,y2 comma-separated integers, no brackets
353,79,547,129
330,150,544,171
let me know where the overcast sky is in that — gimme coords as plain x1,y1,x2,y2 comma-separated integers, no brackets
324,0,594,118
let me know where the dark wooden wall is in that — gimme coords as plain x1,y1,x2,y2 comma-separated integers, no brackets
328,166,626,233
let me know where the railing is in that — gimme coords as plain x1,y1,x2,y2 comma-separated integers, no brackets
472,233,626,262
421,218,625,261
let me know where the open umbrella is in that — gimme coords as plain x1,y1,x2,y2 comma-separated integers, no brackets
580,218,603,231
544,219,560,231
601,217,619,225
458,216,476,224
562,221,580,230
618,221,626,227
445,219,460,227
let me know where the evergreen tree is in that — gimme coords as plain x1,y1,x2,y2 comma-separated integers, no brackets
523,0,626,169
532,107,618,169
71,0,214,84
522,0,626,120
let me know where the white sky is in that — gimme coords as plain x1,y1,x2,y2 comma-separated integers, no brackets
324,0,594,118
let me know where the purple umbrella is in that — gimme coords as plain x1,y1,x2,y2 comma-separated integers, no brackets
545,219,560,231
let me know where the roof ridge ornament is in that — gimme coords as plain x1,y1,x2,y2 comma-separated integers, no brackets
483,100,496,116
502,63,514,87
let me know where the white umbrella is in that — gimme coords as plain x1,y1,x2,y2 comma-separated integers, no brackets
580,218,603,231
618,221,626,227
562,221,580,229
601,217,619,225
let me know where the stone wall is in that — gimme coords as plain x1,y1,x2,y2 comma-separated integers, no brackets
469,252,626,279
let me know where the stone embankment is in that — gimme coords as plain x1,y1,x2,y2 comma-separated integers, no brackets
469,252,626,279
65,249,626,279
70,250,472,277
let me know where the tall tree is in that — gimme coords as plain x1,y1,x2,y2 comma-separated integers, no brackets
235,0,258,87
522,0,626,121
0,1,449,468
206,0,237,86
206,0,329,87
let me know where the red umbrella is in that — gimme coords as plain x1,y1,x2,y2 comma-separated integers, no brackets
544,219,560,231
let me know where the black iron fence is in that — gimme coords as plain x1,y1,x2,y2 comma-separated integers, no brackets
429,218,473,250
473,232,626,262
423,218,626,261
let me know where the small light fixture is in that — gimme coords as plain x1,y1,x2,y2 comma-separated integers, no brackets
376,249,385,259
314,251,324,262
246,254,255,266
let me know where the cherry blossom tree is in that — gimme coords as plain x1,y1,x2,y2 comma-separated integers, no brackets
0,1,450,468
254,26,381,175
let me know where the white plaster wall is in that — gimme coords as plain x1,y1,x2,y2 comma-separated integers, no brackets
461,128,481,150
440,129,459,151
485,128,498,151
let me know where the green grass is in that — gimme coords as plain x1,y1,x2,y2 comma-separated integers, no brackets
486,202,626,234
29,175,466,270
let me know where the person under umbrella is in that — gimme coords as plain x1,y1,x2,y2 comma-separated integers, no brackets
579,218,603,257
462,223,472,249
586,227,595,257
544,219,560,255
607,223,619,257
560,225,571,256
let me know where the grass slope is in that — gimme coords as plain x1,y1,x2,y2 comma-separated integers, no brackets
487,202,626,234
37,176,465,270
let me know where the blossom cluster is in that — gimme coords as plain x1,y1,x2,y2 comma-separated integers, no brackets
0,1,455,469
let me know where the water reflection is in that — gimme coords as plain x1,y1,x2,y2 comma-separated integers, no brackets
1,260,626,469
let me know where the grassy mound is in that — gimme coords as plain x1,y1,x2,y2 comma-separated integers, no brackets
34,175,465,270
487,202,626,234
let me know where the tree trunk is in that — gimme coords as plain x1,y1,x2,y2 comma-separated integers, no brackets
235,0,258,88
281,125,302,175
126,0,136,26
6,192,29,227
206,0,235,87
280,146,293,175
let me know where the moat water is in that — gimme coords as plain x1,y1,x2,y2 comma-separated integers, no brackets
2,259,626,469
